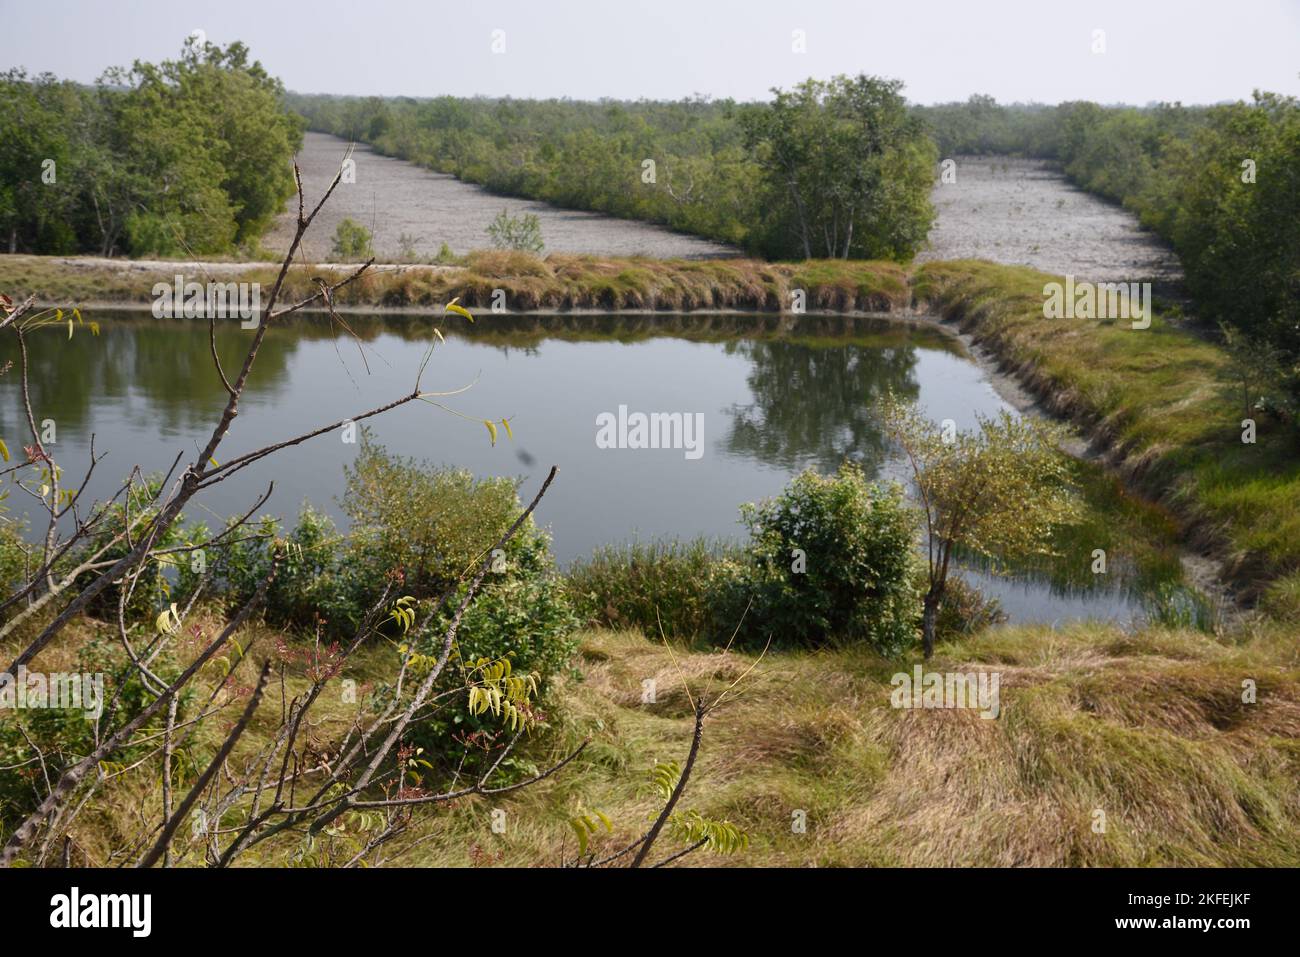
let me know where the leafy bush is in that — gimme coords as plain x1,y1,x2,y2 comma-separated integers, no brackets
486,209,544,253
569,466,922,654
330,217,374,260
182,505,353,631
180,434,578,769
436,576,576,670
67,477,188,623
340,433,545,607
0,630,202,832
728,465,920,652
0,517,28,605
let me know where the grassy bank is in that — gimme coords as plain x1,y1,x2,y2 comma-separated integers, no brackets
0,252,911,313
427,623,1300,867
914,260,1300,609
18,615,1297,867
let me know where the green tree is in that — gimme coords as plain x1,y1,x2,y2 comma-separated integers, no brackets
882,396,1081,658
0,37,300,257
738,74,936,260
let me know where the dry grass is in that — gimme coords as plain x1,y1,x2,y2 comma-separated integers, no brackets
0,254,912,315
11,613,1296,868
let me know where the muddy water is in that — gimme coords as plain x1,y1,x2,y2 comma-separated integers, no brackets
917,156,1181,283
264,132,738,262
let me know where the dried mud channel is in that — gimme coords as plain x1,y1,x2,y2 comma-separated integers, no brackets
264,131,738,261
918,156,1182,285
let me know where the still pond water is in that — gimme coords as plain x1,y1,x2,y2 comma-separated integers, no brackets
1,311,1190,626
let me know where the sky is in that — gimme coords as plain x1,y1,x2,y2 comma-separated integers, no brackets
2,0,1298,105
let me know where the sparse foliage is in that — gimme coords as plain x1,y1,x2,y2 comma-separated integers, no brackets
881,394,1081,657
486,208,544,254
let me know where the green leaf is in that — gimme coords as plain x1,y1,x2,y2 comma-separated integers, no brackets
483,419,498,446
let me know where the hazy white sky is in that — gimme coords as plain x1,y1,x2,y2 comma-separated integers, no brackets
3,0,1297,104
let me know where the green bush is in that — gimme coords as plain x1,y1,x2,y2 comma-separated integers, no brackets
0,516,29,606
330,217,374,260
182,505,353,631
567,466,924,654
0,630,202,832
486,209,544,254
180,435,578,769
340,433,546,607
728,465,920,652
68,477,187,623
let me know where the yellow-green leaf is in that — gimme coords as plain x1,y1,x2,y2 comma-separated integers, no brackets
445,298,474,322
483,419,498,446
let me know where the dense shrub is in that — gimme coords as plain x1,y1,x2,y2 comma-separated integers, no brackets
182,506,352,631
330,218,374,261
0,516,28,602
486,209,545,253
339,433,550,609
71,478,188,622
728,465,920,652
181,435,578,768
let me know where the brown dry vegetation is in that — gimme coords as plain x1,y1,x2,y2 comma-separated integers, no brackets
13,616,1296,867
0,253,911,314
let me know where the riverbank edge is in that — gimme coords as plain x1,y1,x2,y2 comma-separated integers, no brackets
911,260,1294,614
2,254,1284,610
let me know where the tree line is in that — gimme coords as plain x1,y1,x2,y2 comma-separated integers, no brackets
918,94,1300,410
286,75,938,261
0,38,302,257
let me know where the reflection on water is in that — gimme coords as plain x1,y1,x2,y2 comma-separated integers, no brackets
0,311,1187,626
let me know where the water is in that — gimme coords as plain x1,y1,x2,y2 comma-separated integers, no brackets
0,311,1188,625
